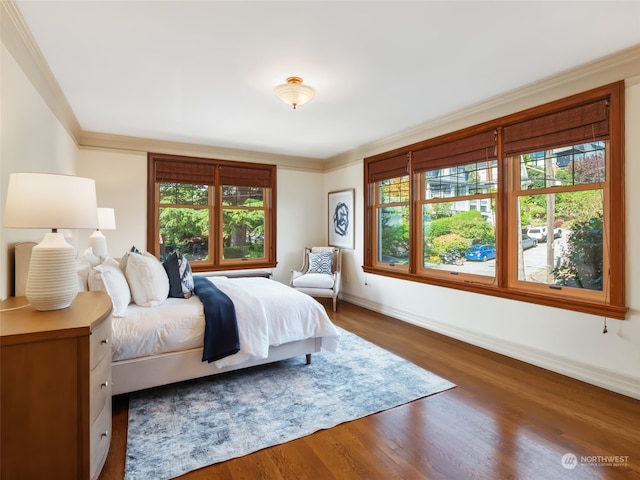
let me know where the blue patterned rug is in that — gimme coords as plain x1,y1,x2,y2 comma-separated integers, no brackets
124,328,455,479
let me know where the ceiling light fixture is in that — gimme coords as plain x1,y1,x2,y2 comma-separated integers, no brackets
274,76,315,109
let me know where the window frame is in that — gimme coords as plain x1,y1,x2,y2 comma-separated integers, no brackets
147,152,277,272
363,82,627,319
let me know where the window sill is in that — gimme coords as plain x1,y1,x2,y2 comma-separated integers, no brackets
362,266,628,319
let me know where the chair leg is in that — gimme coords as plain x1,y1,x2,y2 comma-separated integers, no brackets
332,297,337,312
305,353,311,364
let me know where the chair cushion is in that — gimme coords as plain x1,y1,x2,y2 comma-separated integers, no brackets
292,273,335,289
307,251,333,274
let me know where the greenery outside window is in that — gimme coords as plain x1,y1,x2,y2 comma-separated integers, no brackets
364,82,626,318
148,153,276,272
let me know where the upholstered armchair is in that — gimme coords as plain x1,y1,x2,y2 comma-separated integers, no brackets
290,246,342,311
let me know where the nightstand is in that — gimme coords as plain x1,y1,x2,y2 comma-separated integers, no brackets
0,291,113,480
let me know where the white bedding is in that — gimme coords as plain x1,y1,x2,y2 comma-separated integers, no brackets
111,276,340,366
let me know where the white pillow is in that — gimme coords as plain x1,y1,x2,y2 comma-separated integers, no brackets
82,247,101,266
76,257,93,292
89,257,131,317
124,251,170,307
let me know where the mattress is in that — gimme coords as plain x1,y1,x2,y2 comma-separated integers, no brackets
111,295,204,362
111,276,340,365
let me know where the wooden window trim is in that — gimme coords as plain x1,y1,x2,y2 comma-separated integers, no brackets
364,82,627,319
147,152,277,272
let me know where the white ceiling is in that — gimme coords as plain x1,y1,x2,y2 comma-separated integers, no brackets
14,1,640,160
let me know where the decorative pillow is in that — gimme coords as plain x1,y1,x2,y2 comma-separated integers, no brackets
118,245,143,271
307,251,333,275
123,250,170,307
89,257,131,317
162,251,194,299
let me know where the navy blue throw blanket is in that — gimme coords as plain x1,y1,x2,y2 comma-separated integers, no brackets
193,276,240,363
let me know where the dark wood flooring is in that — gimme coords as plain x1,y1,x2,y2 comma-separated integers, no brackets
99,300,640,479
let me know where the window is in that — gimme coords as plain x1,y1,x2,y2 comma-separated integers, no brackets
364,82,626,318
147,153,276,272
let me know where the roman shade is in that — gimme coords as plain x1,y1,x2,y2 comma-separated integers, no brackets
366,153,410,183
503,99,609,155
412,130,497,172
154,159,217,185
219,165,273,188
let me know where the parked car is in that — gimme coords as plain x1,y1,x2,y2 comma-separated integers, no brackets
526,226,562,242
521,234,538,250
464,244,496,262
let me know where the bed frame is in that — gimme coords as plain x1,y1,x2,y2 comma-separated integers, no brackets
13,242,322,395
112,338,320,395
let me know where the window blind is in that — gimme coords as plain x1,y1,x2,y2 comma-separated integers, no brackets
503,99,609,155
154,159,216,185
366,153,410,183
412,130,497,172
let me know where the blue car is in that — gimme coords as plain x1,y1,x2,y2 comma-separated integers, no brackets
465,244,496,262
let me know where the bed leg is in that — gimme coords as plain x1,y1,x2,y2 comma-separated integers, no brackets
305,353,311,365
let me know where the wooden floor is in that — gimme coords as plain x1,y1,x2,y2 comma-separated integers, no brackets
99,301,640,480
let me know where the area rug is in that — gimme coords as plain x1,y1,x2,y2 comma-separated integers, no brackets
124,328,455,479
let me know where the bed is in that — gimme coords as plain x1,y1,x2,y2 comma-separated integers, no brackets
110,275,341,394
13,243,342,395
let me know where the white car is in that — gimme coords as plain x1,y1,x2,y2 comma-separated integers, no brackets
526,226,562,242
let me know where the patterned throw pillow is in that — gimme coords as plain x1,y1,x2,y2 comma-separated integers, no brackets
163,251,195,299
307,251,333,275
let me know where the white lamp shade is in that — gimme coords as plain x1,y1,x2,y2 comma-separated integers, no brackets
97,207,116,230
3,172,98,230
3,172,98,310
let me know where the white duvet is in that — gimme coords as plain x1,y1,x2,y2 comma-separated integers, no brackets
111,276,340,367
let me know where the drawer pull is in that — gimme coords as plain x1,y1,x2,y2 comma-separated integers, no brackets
100,338,110,345
101,430,109,438
101,380,110,388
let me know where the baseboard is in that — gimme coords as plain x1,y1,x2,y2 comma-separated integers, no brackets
341,292,640,400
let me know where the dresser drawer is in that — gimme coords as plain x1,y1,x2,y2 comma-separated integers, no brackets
90,399,112,480
90,355,112,423
90,317,112,369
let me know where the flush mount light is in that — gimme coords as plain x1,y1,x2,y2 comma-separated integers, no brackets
274,76,315,109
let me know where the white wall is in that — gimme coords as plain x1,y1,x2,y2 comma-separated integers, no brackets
273,168,327,283
0,44,79,299
76,148,148,257
328,81,640,400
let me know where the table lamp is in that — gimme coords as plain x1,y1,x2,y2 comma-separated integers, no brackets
3,172,98,311
88,207,116,259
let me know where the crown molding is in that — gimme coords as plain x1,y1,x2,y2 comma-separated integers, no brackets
79,132,326,172
326,44,640,168
1,0,82,143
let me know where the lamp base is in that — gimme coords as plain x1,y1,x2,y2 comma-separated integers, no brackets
26,232,78,311
88,229,108,259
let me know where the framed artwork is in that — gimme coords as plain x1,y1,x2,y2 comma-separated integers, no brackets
328,189,355,249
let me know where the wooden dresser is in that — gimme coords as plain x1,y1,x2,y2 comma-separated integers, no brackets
0,291,113,480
